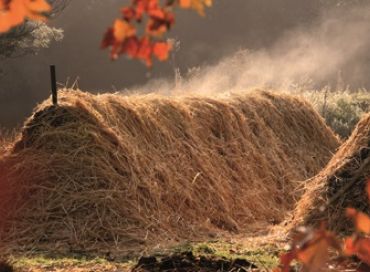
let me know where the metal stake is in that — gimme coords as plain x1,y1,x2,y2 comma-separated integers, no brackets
50,65,57,106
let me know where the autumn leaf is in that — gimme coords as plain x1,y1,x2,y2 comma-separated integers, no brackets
344,236,370,265
25,0,51,14
122,7,135,21
147,6,166,19
146,15,174,37
113,19,136,42
0,8,11,32
178,0,213,16
101,19,137,59
0,0,51,33
103,0,211,65
137,36,153,66
146,19,167,36
147,2,175,36
277,225,340,272
297,237,331,272
122,36,140,58
278,250,297,272
179,0,191,8
346,208,370,234
153,41,172,61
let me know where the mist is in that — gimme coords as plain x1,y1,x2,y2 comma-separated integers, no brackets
0,0,369,128
142,2,370,95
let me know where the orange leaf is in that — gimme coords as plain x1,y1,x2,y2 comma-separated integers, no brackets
279,250,297,272
276,225,340,272
146,18,167,37
179,0,191,8
178,0,213,16
343,237,357,256
122,36,139,58
344,237,370,265
103,0,210,65
0,11,12,32
12,0,51,23
113,19,136,42
153,41,172,61
6,0,26,26
346,208,370,234
122,7,135,21
297,238,330,272
145,9,174,37
147,7,166,20
24,0,51,21
26,0,51,13
0,0,51,33
137,37,153,66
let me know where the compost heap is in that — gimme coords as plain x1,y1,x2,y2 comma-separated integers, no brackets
0,89,339,254
292,113,370,233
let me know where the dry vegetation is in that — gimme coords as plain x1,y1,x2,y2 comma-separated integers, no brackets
291,113,370,232
0,128,17,158
0,89,339,256
1,88,369,271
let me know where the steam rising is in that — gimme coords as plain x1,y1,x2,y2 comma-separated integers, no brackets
142,2,370,94
1,0,370,128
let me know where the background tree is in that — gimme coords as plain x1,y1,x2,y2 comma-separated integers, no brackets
0,0,69,58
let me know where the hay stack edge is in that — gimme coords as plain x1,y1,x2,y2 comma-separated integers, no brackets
292,113,370,232
0,89,339,254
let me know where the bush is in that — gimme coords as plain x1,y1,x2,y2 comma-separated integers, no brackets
302,89,370,139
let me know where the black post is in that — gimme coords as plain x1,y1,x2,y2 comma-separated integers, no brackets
50,65,57,106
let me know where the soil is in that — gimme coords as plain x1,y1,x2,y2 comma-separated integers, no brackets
132,251,258,272
0,261,13,272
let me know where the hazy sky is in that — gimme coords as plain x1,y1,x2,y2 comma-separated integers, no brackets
0,0,369,128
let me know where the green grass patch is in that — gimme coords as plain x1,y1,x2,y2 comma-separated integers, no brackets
9,254,134,271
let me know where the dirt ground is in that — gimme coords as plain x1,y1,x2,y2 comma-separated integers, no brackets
132,252,257,272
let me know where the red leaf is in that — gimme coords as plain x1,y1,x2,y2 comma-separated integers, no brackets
101,27,115,49
137,37,153,66
147,7,166,20
122,36,139,57
346,208,370,234
122,7,135,21
276,225,340,272
279,250,297,272
344,237,370,265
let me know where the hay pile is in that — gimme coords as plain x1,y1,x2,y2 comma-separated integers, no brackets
292,113,370,233
0,89,339,254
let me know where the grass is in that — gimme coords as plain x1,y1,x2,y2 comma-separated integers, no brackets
193,241,280,270
7,239,280,271
0,127,18,155
10,254,135,271
162,239,281,270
